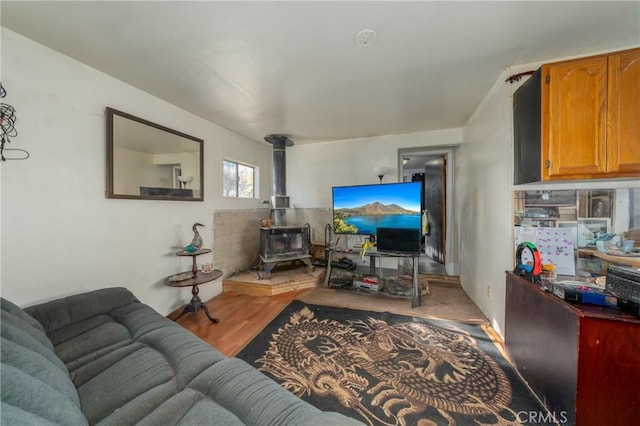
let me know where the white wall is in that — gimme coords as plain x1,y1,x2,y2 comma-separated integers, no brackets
456,71,515,336
287,128,462,208
0,29,271,314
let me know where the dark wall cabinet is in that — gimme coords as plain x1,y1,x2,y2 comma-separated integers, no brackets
513,48,640,184
513,68,542,184
505,272,640,425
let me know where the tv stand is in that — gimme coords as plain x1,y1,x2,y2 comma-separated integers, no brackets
323,246,422,308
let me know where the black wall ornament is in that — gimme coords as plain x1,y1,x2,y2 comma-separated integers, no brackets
0,82,29,161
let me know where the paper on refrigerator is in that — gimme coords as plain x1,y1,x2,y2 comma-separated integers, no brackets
515,226,575,275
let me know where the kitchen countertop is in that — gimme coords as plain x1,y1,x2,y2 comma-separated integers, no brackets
577,248,640,268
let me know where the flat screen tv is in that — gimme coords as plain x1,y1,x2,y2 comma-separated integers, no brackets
332,181,422,235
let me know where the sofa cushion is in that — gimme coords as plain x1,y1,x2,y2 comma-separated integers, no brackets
26,288,229,425
188,357,324,425
185,357,360,426
1,298,47,333
1,298,53,352
1,299,87,426
25,287,140,333
131,388,246,426
0,364,87,426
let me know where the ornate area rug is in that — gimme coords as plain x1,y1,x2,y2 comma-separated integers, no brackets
237,301,546,426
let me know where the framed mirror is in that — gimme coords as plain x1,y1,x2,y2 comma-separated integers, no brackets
106,107,204,201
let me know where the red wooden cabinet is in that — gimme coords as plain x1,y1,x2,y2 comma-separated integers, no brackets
505,272,640,425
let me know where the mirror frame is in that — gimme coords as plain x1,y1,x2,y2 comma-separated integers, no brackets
106,107,204,201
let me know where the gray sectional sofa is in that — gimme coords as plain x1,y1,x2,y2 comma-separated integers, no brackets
1,287,361,425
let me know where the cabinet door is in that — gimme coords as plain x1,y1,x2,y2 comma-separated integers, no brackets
542,56,607,180
607,48,640,175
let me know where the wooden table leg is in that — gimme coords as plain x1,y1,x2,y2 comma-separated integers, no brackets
174,284,219,323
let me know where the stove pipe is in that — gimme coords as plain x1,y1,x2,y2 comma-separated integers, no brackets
264,134,294,226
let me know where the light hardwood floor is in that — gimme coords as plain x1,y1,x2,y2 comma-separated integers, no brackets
171,290,305,356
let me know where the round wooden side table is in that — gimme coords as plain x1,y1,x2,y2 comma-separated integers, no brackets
176,248,211,276
165,248,221,323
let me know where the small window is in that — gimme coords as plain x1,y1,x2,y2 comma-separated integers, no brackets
223,160,255,198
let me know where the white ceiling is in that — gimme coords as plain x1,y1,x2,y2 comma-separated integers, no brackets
2,1,639,144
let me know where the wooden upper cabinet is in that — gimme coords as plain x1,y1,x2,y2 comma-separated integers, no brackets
540,48,640,180
607,48,640,175
542,56,608,180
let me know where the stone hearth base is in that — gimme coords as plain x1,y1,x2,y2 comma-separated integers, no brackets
223,267,324,296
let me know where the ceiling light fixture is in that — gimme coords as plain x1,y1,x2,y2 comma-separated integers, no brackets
355,29,377,47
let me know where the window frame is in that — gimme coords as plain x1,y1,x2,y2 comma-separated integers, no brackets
223,159,256,199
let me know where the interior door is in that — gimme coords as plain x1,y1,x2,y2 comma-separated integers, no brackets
423,155,446,264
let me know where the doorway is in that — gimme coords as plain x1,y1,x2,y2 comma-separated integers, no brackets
399,147,455,275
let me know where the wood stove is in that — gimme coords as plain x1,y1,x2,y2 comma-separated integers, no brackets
259,135,312,273
259,224,312,271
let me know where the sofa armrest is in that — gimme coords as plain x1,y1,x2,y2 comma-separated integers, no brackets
25,287,139,333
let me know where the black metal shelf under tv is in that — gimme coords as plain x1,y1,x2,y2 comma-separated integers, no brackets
323,247,423,308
